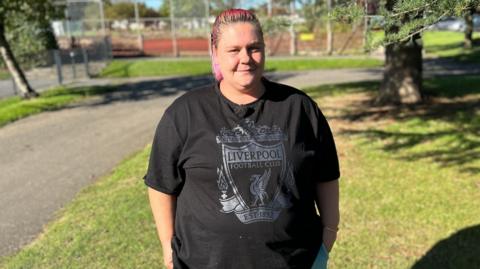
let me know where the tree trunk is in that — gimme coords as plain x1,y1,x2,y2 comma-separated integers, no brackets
378,0,423,105
0,24,38,99
464,8,474,49
377,40,423,104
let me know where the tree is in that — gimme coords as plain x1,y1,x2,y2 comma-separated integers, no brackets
105,2,159,20
0,0,60,99
211,0,238,14
464,5,477,49
335,0,480,105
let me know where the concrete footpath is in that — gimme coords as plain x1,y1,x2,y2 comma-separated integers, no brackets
1,62,479,257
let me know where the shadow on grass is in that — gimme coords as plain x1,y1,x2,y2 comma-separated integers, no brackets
344,127,479,175
2,71,312,128
50,71,310,107
425,37,480,63
425,42,465,53
302,80,379,99
0,75,220,127
60,75,219,108
331,76,479,175
411,225,480,269
424,75,480,97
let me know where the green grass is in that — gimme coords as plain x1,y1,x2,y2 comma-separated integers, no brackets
0,85,116,128
0,68,10,80
302,80,378,99
370,30,480,63
99,59,213,78
0,69,10,80
423,31,480,60
424,75,480,97
99,58,384,78
0,148,162,268
331,130,479,268
1,76,478,268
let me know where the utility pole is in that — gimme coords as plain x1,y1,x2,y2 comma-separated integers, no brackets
205,0,211,54
268,0,273,17
326,0,334,55
134,0,143,54
289,0,297,56
134,0,140,26
169,0,179,57
363,0,369,49
97,0,110,59
98,0,106,36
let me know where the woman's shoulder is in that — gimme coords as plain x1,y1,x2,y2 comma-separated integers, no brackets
164,83,216,115
263,78,319,110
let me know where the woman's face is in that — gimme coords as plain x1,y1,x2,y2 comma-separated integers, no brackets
214,22,265,92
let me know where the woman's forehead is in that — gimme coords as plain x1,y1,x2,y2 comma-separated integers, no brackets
218,23,263,45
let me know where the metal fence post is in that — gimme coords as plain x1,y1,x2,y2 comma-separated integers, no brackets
53,50,63,85
81,48,90,78
70,50,77,79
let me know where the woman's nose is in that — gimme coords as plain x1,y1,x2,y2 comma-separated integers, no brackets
239,48,251,63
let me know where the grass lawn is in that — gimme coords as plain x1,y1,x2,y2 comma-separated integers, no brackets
1,75,478,268
0,85,116,128
0,69,10,80
371,30,480,63
423,31,480,61
99,57,383,78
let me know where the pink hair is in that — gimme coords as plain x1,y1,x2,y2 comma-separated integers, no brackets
210,9,264,81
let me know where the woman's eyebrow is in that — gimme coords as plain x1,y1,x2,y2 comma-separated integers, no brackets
247,41,264,46
224,42,264,49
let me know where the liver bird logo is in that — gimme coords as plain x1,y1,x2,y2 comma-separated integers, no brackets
249,169,271,207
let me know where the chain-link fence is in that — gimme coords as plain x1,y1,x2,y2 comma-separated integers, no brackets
47,0,369,57
0,46,110,98
1,1,371,98
53,16,367,57
0,0,112,97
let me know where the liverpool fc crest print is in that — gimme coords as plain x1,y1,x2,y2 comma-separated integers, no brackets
216,119,298,224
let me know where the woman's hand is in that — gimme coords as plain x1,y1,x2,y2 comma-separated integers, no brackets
163,246,173,269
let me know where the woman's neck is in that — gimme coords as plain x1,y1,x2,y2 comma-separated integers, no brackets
219,81,265,105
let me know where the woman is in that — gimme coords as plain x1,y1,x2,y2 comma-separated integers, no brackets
145,9,339,269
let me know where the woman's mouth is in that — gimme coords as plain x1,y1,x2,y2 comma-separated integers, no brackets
237,68,255,72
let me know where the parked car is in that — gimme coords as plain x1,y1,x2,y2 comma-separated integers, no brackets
474,14,480,31
432,17,465,31
431,15,480,32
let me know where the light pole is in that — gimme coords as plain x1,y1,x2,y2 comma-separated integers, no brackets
169,0,179,57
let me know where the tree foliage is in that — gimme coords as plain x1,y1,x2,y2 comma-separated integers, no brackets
333,0,480,49
1,0,61,67
332,0,480,105
105,2,160,19
0,0,62,98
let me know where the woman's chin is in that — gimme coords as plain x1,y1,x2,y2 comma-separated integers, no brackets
235,74,262,88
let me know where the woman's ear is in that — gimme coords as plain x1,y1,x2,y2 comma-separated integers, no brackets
212,45,219,59
211,46,223,81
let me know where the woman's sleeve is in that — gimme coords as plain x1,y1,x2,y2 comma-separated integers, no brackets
309,101,340,183
144,113,185,195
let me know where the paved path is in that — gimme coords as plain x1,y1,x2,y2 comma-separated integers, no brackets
0,76,212,256
1,62,479,257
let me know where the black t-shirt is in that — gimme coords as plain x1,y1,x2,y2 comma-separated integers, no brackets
144,78,340,269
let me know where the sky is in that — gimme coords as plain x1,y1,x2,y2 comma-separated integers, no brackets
138,0,269,10
141,0,162,9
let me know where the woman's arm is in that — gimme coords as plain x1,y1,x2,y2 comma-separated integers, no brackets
315,179,340,252
148,187,177,269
